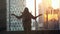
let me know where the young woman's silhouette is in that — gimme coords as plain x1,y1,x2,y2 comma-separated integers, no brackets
11,7,42,31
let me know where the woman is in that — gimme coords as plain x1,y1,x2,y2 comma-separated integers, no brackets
11,7,42,31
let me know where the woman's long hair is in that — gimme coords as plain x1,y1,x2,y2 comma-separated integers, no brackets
22,7,30,15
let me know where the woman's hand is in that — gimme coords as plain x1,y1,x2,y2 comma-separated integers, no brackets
36,14,42,18
38,14,42,16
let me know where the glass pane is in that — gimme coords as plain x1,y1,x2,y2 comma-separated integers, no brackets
7,0,25,31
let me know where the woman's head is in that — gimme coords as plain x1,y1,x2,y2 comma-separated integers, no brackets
23,7,29,13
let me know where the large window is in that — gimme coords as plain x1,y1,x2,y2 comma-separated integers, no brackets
7,0,60,31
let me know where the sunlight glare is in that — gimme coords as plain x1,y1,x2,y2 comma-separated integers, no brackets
44,14,58,22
